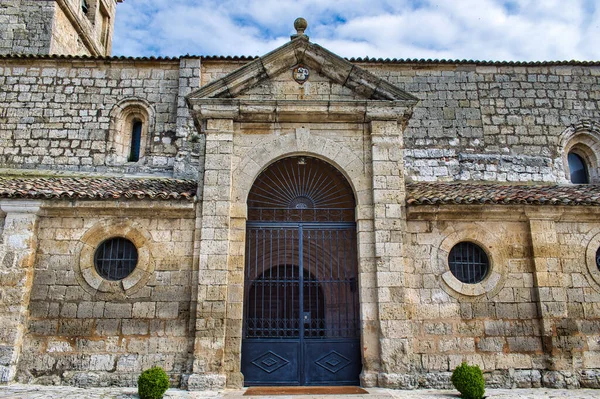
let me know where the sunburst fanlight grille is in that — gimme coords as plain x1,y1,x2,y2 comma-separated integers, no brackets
247,156,356,222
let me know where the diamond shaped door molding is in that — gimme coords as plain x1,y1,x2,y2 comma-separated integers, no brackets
251,351,290,374
315,351,351,374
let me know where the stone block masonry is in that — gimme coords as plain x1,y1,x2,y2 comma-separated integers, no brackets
0,57,187,175
402,205,600,389
364,63,600,183
0,0,120,57
0,1,55,56
3,56,599,183
16,202,197,387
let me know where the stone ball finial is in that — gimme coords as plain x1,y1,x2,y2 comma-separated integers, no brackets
294,17,308,35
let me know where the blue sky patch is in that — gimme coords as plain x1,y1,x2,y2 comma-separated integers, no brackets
112,0,600,62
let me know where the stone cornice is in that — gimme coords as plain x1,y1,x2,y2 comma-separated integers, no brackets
407,203,600,223
189,98,416,123
0,200,43,215
40,200,195,218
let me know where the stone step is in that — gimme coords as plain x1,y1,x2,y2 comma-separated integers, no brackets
223,396,394,399
221,388,396,399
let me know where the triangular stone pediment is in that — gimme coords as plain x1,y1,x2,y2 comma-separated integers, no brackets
239,68,366,102
187,36,417,102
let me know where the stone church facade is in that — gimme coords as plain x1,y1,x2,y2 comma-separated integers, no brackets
0,0,600,390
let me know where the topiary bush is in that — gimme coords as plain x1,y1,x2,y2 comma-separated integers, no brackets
138,366,170,399
451,362,485,399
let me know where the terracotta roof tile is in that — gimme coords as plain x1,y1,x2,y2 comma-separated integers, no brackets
406,182,600,206
1,53,599,67
6,178,599,206
0,177,197,201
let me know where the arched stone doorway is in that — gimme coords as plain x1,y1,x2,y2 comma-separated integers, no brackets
241,156,362,386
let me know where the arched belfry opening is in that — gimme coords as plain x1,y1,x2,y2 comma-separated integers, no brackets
241,156,362,386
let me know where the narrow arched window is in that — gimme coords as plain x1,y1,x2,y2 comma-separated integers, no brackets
109,99,153,165
568,152,589,184
128,120,142,162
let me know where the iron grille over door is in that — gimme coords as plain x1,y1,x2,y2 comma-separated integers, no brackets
241,157,361,386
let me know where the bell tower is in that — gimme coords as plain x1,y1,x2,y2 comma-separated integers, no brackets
0,0,123,56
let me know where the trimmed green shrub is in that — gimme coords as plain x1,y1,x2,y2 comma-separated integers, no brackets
451,362,485,399
138,367,170,399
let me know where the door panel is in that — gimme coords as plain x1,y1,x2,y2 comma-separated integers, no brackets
304,339,361,385
241,340,300,386
241,224,360,386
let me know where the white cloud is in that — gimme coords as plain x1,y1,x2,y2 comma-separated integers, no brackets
112,0,600,61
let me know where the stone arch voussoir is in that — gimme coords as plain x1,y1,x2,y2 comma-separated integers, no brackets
107,97,156,165
556,120,600,183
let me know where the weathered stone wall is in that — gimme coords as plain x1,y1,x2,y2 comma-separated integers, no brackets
361,62,600,183
401,214,540,388
50,2,93,56
3,57,598,182
200,60,249,87
189,53,600,388
17,202,196,387
397,206,600,389
79,0,119,55
0,58,186,175
173,58,203,180
0,0,55,55
0,0,119,57
554,220,600,373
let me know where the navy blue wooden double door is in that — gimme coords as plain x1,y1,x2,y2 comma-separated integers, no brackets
241,224,361,386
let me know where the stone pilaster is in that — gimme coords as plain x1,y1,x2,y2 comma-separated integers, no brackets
356,204,380,387
222,202,246,388
188,119,233,390
527,214,569,371
0,200,42,383
369,120,413,386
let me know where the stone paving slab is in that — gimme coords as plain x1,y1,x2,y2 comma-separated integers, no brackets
0,385,599,399
0,385,218,399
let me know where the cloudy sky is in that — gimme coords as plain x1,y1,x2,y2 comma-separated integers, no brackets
112,0,600,62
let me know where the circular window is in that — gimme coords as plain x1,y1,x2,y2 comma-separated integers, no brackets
94,237,138,281
448,242,489,284
77,221,154,298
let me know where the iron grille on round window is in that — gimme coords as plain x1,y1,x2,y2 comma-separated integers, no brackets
94,237,138,281
448,242,489,284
